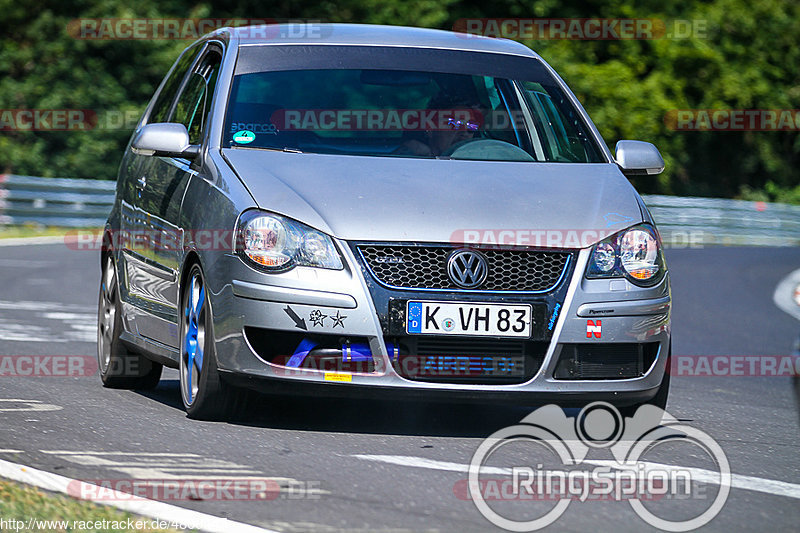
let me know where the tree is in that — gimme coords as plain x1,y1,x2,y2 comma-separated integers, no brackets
1,0,797,202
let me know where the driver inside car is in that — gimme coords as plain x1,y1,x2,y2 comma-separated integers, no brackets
395,95,482,157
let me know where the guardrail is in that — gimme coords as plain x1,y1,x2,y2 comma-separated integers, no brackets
1,174,799,246
644,194,800,247
0,174,115,227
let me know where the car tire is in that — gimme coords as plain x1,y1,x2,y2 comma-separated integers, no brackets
180,264,249,420
97,255,162,389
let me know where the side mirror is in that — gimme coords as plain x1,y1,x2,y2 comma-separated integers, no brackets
615,140,665,176
132,123,199,159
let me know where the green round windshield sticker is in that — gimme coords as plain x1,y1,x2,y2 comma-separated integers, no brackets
233,130,255,144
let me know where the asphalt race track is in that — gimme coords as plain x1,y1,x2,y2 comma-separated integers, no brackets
0,242,798,532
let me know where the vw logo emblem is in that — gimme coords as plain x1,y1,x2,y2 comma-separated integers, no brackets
447,249,488,289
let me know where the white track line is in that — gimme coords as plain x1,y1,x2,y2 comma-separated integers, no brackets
0,458,280,533
352,454,800,500
584,459,800,500
41,451,205,456
353,454,510,475
0,236,67,247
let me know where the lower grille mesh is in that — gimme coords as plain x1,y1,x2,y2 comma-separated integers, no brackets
388,336,547,384
554,343,660,380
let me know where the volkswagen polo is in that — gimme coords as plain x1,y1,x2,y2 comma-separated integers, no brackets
97,23,671,420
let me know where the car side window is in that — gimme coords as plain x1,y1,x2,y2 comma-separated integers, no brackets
148,44,203,124
520,82,600,163
173,51,222,145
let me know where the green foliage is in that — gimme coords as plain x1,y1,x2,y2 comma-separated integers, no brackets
0,479,186,532
740,181,800,205
0,0,190,178
1,0,797,203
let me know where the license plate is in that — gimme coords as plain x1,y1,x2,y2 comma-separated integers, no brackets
406,301,532,338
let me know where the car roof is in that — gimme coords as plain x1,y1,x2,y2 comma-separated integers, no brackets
218,23,539,59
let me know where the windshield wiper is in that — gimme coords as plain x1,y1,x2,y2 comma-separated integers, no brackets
232,145,303,153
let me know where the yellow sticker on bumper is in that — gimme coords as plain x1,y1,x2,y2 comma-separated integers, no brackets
324,372,352,382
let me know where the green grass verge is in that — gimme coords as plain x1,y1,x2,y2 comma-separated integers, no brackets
0,479,190,533
0,225,101,240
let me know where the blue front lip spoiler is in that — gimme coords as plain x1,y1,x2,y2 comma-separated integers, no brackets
286,339,395,367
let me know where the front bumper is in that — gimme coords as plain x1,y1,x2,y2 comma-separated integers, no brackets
209,240,670,406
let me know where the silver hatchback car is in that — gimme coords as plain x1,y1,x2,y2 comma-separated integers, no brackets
97,24,671,420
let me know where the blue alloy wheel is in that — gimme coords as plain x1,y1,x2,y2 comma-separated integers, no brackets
179,264,248,420
182,271,205,406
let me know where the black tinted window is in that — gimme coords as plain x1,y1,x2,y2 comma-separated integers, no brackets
148,44,202,124
224,68,603,163
174,51,222,144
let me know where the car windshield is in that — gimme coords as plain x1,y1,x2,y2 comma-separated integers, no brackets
223,46,604,163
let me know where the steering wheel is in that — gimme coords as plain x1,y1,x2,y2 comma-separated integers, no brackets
441,139,535,161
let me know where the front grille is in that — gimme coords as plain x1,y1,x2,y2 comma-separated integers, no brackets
358,245,571,292
388,336,547,384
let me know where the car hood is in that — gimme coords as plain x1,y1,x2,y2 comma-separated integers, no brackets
222,149,644,248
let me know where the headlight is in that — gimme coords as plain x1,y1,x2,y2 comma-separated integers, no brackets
236,211,343,271
586,224,665,286
619,228,660,280
591,242,616,273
